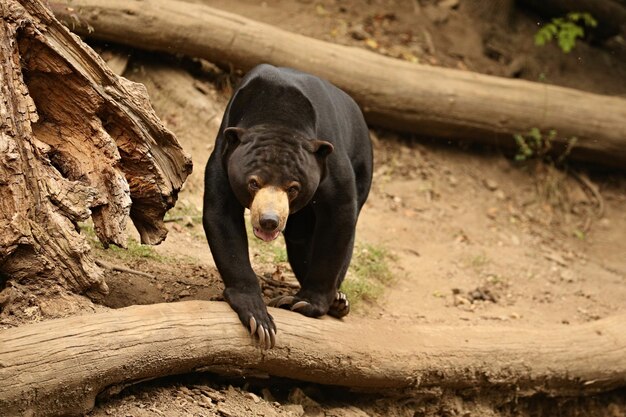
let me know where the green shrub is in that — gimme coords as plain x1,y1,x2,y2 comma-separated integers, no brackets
535,12,597,53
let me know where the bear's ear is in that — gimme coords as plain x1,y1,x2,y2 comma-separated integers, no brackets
308,140,334,159
221,127,247,168
223,127,247,147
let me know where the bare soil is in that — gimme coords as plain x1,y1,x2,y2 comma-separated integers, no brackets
3,0,626,416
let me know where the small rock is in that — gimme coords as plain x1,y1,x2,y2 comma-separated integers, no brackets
448,175,458,187
495,189,506,200
544,251,568,267
468,287,497,303
423,4,449,23
288,388,319,408
195,387,225,403
282,404,305,417
560,270,577,283
217,404,237,417
178,289,192,297
349,24,368,41
245,392,261,403
439,0,459,9
183,216,195,228
483,179,499,191
198,395,213,408
260,388,276,402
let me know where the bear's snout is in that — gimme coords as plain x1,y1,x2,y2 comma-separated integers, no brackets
250,186,289,242
259,212,280,232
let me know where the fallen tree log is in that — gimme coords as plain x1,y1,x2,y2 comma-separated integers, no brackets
1,301,625,416
0,0,191,314
50,0,626,168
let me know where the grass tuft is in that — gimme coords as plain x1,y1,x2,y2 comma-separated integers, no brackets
342,243,394,309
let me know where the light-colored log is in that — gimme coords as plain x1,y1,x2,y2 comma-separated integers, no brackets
51,0,626,168
1,301,625,416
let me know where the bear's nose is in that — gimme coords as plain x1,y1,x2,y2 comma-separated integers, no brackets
259,212,280,231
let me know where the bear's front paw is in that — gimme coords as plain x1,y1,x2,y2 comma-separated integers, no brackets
224,288,276,349
328,291,350,318
268,290,335,318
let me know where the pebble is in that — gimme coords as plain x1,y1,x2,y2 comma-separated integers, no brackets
439,0,459,9
484,179,499,191
245,392,261,403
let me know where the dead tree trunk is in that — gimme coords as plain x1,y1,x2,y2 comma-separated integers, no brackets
0,0,192,314
1,301,625,416
50,0,626,168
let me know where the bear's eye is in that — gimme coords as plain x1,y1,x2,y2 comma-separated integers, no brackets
287,184,300,199
248,178,260,191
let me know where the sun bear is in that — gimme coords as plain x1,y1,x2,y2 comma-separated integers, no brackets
203,64,372,348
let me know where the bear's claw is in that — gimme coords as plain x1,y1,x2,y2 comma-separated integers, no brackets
328,291,350,318
291,300,311,311
268,295,295,308
223,288,276,349
268,291,350,318
248,316,275,349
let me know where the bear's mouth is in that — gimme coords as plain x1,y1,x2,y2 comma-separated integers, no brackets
253,227,281,242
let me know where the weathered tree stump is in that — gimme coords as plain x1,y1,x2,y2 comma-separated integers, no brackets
0,0,192,314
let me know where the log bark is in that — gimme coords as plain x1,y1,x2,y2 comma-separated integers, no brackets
0,0,191,313
1,301,625,416
50,0,626,168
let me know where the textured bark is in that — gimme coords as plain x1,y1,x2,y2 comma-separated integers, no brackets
0,0,191,311
50,0,626,168
1,301,625,416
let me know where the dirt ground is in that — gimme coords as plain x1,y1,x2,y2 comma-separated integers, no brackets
3,0,626,416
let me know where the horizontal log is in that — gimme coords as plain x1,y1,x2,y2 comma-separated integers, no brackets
1,301,625,416
50,0,626,168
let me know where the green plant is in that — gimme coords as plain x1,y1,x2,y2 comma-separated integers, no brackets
535,12,597,53
342,243,394,307
107,238,165,261
513,128,577,163
80,222,165,261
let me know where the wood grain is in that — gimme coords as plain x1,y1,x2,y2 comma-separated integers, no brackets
1,301,625,416
51,0,626,168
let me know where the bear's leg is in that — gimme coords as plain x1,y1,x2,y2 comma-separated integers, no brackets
283,207,315,284
203,158,276,349
326,232,354,318
271,200,357,318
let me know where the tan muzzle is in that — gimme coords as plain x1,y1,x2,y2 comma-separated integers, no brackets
250,186,289,242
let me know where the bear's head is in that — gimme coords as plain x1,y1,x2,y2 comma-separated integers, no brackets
222,124,333,242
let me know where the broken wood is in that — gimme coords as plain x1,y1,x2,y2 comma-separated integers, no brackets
0,0,191,312
50,0,626,168
1,301,624,416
